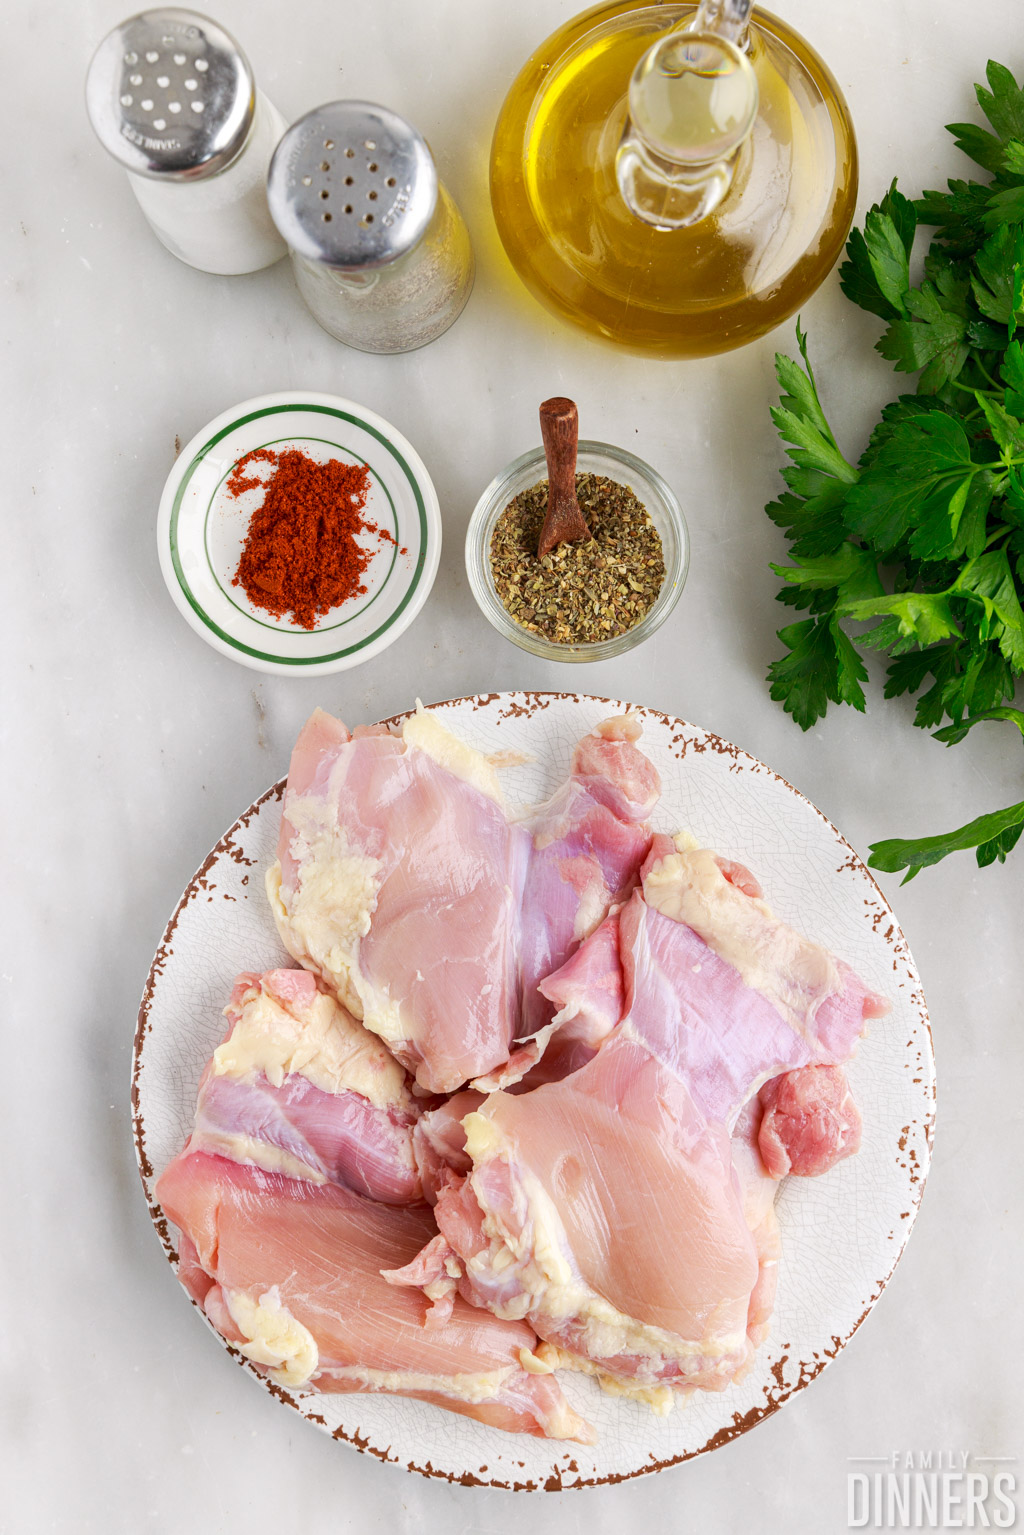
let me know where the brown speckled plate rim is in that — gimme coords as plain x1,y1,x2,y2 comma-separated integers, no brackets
132,690,935,1491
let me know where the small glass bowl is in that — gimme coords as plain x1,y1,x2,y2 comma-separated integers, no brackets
465,441,689,661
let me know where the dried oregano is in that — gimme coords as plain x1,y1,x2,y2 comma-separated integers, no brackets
489,473,665,645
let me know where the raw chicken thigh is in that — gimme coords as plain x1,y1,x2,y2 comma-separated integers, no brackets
513,715,659,1047
613,838,888,1124
269,706,661,1095
190,969,423,1204
268,706,532,1094
411,1090,484,1205
390,834,887,1406
417,1039,760,1406
532,908,625,1081
157,1148,594,1442
542,836,887,1131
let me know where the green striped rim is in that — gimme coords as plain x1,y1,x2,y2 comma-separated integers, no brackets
169,404,429,665
202,435,400,634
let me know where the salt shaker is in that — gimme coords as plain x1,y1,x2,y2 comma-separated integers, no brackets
86,9,287,275
266,102,475,353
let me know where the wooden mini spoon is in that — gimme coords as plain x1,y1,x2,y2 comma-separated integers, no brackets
537,397,591,559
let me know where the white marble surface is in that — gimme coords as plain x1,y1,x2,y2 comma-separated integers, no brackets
5,1,1022,1530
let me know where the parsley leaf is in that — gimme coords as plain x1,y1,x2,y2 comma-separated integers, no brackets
971,223,1024,335
840,590,962,646
985,184,1024,231
843,413,982,554
765,482,849,559
767,615,867,729
876,282,971,391
933,704,1024,744
953,549,1024,669
947,120,1007,176
770,543,882,603
770,325,859,487
838,183,916,320
917,178,991,257
858,615,919,654
975,60,1024,149
869,798,1024,880
977,817,1024,864
1000,338,1024,414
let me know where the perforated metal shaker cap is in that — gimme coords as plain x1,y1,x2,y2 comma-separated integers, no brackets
267,102,439,269
86,9,255,180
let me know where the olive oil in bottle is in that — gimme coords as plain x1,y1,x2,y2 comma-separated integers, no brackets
489,1,857,358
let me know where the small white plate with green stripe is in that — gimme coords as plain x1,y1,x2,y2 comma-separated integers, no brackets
157,391,441,675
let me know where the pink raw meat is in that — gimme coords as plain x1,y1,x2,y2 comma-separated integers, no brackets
388,838,890,1404
639,836,889,1070
411,1090,483,1205
538,837,888,1125
730,1099,781,1348
529,909,626,1084
270,709,659,1095
515,715,659,1046
157,1148,594,1442
269,708,532,1094
401,1038,760,1400
757,1064,863,1178
190,970,423,1204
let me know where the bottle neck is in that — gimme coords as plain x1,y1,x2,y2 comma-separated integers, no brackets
615,9,759,229
691,0,753,50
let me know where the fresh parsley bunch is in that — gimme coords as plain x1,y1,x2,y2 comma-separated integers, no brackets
766,62,1024,881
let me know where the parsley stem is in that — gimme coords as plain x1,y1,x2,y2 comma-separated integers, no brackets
975,358,1002,390
950,378,997,397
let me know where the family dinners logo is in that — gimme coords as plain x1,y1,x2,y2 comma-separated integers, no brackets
848,1452,1018,1528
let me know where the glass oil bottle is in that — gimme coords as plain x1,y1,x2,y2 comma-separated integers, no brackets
489,0,858,357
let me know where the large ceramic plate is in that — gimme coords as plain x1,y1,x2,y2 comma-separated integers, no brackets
133,692,934,1490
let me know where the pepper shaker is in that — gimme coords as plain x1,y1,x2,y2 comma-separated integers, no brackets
86,9,287,275
266,101,475,354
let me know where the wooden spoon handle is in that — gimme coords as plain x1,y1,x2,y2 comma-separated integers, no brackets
537,397,590,558
540,397,578,502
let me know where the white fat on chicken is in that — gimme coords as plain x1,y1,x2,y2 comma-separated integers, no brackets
314,1361,516,1403
401,702,505,806
533,1343,677,1414
571,873,613,944
195,1132,327,1185
224,1286,319,1389
643,845,842,1041
314,1363,587,1441
212,980,411,1112
265,808,382,1027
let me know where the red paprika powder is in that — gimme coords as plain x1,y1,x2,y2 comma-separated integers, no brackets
228,447,381,629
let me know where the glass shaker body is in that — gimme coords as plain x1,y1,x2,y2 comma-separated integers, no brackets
86,10,288,276
290,184,474,354
268,102,475,354
127,90,287,274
